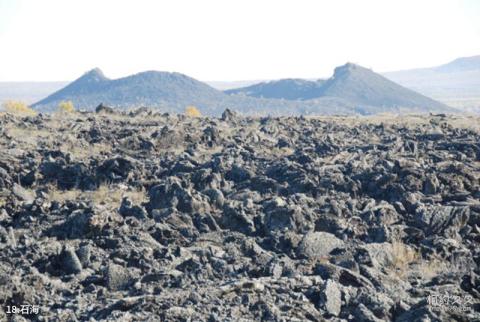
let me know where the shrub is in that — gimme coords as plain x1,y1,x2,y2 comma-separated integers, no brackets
185,105,201,117
2,100,36,115
58,100,75,113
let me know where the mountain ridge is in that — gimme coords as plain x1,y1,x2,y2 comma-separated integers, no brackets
32,64,454,115
33,69,227,114
225,78,325,100
383,55,480,113
225,63,450,112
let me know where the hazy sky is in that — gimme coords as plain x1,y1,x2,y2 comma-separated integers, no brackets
0,0,479,81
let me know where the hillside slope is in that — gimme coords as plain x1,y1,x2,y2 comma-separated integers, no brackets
226,63,451,113
225,78,325,100
32,65,454,115
316,63,450,112
384,55,480,112
32,68,227,114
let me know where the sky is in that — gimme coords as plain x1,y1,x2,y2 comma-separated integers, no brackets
0,0,479,81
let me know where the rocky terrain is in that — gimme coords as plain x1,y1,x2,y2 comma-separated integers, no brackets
0,109,479,321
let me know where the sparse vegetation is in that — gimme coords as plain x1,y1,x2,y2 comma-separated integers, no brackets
269,147,295,157
416,256,448,280
46,184,147,206
387,243,451,280
57,100,75,113
388,241,421,277
1,100,36,115
185,105,202,117
388,241,419,277
0,111,478,321
59,141,113,161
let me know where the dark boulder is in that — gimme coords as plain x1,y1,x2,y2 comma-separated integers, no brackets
97,157,136,182
221,108,238,122
95,103,115,114
119,197,148,220
59,246,83,274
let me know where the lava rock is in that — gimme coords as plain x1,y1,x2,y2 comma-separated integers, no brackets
119,197,148,219
320,280,342,316
60,246,82,274
95,103,115,114
297,232,345,259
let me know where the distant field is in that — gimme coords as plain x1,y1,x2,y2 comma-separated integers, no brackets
434,97,480,114
1,80,479,114
0,81,68,104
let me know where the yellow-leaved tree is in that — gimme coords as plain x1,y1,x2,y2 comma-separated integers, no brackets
185,105,201,117
2,100,37,115
58,100,75,113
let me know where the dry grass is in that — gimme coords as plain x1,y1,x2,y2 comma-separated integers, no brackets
415,256,448,280
5,127,51,138
387,241,419,277
59,141,113,160
386,241,450,280
4,126,52,147
46,189,83,204
390,242,418,269
307,113,480,133
50,111,78,122
268,147,295,157
46,184,147,207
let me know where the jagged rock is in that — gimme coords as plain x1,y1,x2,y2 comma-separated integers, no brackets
354,303,384,322
320,280,342,316
76,244,91,268
221,108,238,121
60,246,82,274
297,232,345,259
119,198,148,219
95,103,115,114
97,157,136,182
221,202,256,235
226,165,253,183
204,188,225,208
414,205,470,239
264,205,303,234
359,243,398,268
202,126,220,144
423,175,440,195
12,183,34,203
